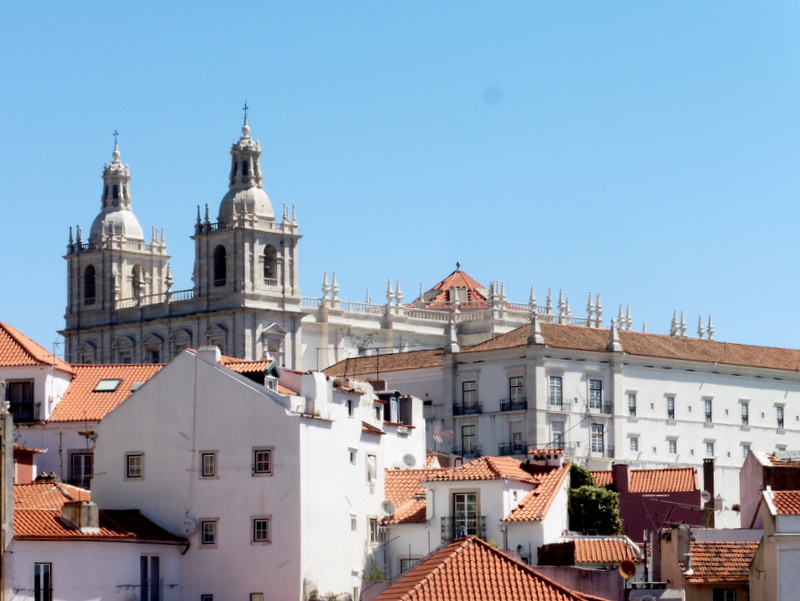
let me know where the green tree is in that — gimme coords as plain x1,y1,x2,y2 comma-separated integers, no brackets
568,464,622,535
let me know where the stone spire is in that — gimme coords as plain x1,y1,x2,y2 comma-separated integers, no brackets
697,315,705,339
527,312,545,345
606,319,623,352
444,318,460,354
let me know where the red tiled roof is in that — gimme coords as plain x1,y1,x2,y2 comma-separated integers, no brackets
427,456,540,484
219,357,271,372
572,538,641,564
323,348,444,377
0,323,72,373
14,444,45,454
408,269,489,308
370,536,592,601
684,540,758,584
49,363,163,422
15,482,90,510
772,490,800,515
590,468,698,493
384,468,448,525
362,421,385,436
505,465,571,522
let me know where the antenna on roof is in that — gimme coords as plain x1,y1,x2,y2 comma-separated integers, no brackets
456,261,460,271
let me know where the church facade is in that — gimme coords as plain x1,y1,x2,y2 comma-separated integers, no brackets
62,117,621,370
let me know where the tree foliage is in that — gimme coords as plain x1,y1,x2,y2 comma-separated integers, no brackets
568,464,622,535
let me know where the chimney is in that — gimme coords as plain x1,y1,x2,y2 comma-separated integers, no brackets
60,501,100,533
612,463,631,493
198,345,222,364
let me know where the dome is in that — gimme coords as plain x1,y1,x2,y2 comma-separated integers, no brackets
89,208,145,243
218,186,274,223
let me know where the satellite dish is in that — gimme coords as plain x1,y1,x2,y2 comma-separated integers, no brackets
180,518,197,536
402,454,417,468
380,500,396,516
618,560,636,580
701,490,712,504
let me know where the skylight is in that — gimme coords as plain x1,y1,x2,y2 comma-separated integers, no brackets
94,379,122,392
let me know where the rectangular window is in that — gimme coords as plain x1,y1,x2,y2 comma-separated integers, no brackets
706,441,715,457
589,380,602,411
7,380,35,423
628,393,636,417
34,563,52,601
461,425,476,456
509,377,524,405
713,588,736,601
591,424,604,453
667,396,675,420
126,453,144,479
201,452,217,478
549,376,563,408
668,439,677,454
349,448,357,464
741,402,749,425
453,492,478,537
462,381,477,410
369,517,380,543
252,517,270,543
351,515,358,531
552,422,564,449
366,453,377,483
346,399,354,417
704,399,713,422
70,452,93,489
250,595,264,601
630,436,639,452
400,558,417,573
253,448,272,475
200,519,217,546
742,443,751,458
201,596,213,601
140,555,161,601
777,406,785,429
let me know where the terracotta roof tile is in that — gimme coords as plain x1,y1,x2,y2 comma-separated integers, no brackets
590,467,698,493
362,421,385,436
324,349,444,377
407,269,490,308
684,540,758,583
371,536,591,601
15,509,184,542
772,490,800,514
384,468,448,525
505,465,571,522
49,363,163,422
0,323,72,372
427,456,539,484
572,538,641,564
15,482,91,510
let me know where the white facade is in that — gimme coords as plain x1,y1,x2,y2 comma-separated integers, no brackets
91,346,424,601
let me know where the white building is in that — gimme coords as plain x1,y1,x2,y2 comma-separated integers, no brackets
91,345,425,601
327,317,800,528
749,488,800,601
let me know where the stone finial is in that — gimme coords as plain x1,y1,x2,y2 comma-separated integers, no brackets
558,289,565,316
527,312,545,345
321,271,330,297
331,272,339,300
365,288,371,305
69,226,74,245
444,318,460,354
283,203,289,223
642,322,647,333
76,226,83,244
529,286,537,310
679,311,687,336
500,283,506,303
196,205,202,224
618,304,625,327
165,263,174,290
670,310,678,336
595,293,603,328
625,305,632,330
587,292,595,321
292,204,297,224
565,298,572,319
395,279,403,304
160,226,165,245
697,315,705,339
546,288,553,315
606,319,623,352
707,315,715,340
204,204,210,224
386,278,394,305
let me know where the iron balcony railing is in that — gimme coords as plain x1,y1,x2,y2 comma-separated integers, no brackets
451,446,482,459
10,401,41,423
453,402,482,416
498,442,528,456
441,516,487,542
499,398,527,412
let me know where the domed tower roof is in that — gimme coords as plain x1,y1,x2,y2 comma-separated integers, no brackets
218,113,274,223
88,138,144,243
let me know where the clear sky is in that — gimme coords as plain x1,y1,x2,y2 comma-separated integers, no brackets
2,2,800,356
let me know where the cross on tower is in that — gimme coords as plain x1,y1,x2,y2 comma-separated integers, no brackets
113,130,119,144
242,101,249,121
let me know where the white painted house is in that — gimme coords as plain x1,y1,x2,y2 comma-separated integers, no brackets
91,346,425,601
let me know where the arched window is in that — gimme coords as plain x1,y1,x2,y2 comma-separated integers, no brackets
242,160,249,176
264,245,277,284
213,245,227,287
132,265,144,294
112,184,119,199
84,265,96,305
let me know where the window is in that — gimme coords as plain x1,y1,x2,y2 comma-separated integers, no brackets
589,380,602,411
552,422,564,449
509,377,524,405
741,402,749,425
366,453,377,483
84,265,96,305
70,452,93,488
7,380,35,423
346,399,354,417
704,399,713,422
140,555,161,601
200,519,217,546
126,453,144,479
34,563,52,601
201,596,213,601
351,514,358,531
628,393,636,417
252,448,272,475
742,443,751,458
706,441,715,457
453,492,478,537
549,376,563,408
251,595,264,601
213,245,227,287
777,406,785,429
591,424,604,453
200,452,217,478
400,558,418,574
252,517,270,543
462,381,477,410
630,436,639,452
263,245,278,284
94,379,122,392
668,439,677,454
667,396,675,420
713,588,736,601
349,448,357,464
369,517,380,543
461,425,477,456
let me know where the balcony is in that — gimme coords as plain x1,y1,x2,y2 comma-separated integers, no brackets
498,442,528,456
499,398,528,412
453,402,482,416
705,412,713,423
441,516,487,542
451,446,482,459
10,401,41,423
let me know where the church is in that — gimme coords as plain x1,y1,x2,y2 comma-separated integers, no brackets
62,115,612,370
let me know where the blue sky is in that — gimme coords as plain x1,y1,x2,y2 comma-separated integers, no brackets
3,2,800,356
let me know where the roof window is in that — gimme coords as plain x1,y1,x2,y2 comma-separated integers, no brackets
94,379,122,392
